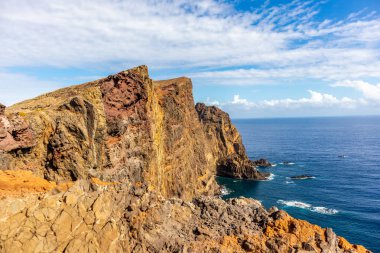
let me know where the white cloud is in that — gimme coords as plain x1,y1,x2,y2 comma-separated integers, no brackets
222,90,362,110
333,80,380,103
205,97,220,106
231,95,254,106
0,0,378,76
192,59,380,85
0,71,60,106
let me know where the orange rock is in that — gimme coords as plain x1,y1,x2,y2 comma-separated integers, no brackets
339,236,369,253
90,177,119,186
262,211,371,253
0,170,56,197
56,181,74,191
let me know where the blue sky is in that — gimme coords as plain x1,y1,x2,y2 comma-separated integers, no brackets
1,0,380,118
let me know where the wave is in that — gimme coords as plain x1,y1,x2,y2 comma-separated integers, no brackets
277,200,339,215
285,180,294,184
220,186,233,195
256,173,275,181
271,164,277,167
265,173,275,181
289,175,315,180
311,206,339,215
279,162,295,165
277,200,311,209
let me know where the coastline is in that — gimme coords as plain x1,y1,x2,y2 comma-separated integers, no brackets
219,117,380,252
0,66,371,252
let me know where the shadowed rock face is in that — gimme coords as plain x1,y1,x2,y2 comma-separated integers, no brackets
195,103,269,180
0,67,370,253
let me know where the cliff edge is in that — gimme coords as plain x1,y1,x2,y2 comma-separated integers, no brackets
0,66,369,252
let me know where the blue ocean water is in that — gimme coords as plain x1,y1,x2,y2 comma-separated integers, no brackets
217,116,380,252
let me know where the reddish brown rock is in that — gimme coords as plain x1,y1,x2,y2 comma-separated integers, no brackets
0,103,35,154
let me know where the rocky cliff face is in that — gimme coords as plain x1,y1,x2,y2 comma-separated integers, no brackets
1,66,222,200
195,103,269,180
0,66,370,252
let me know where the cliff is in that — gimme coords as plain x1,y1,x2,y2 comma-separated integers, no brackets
0,66,369,252
0,66,224,200
195,103,269,179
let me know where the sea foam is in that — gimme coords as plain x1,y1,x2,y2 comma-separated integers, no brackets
277,200,311,209
277,200,339,215
257,173,275,181
220,186,233,195
311,206,339,215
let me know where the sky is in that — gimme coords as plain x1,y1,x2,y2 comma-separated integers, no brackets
0,0,380,118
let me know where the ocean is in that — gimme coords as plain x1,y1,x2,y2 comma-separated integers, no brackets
217,116,380,252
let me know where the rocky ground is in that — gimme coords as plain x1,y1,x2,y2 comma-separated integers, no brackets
0,66,370,252
0,175,368,253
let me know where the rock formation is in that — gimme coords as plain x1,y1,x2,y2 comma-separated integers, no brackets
252,158,272,167
195,103,269,180
0,103,35,153
290,175,315,180
0,66,370,252
1,66,222,200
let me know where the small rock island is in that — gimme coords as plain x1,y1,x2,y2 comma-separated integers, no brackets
290,175,315,180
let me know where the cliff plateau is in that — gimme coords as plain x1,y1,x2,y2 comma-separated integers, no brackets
0,66,369,252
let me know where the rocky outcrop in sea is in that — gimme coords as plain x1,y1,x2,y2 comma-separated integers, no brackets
0,66,369,252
